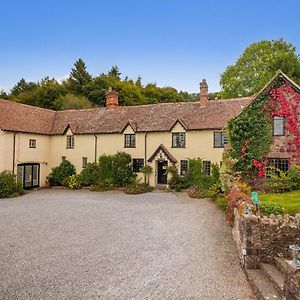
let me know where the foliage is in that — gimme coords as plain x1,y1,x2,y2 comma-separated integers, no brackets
47,160,76,186
64,175,82,189
68,58,92,95
264,167,291,193
140,164,153,184
287,165,300,190
227,75,300,179
260,190,300,215
226,183,252,224
186,159,222,198
89,182,112,192
220,39,300,98
216,197,227,210
0,171,23,198
259,202,285,215
167,165,190,192
124,182,153,194
98,152,136,187
6,59,196,109
54,93,93,110
79,162,101,186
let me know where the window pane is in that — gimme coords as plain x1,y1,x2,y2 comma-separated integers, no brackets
273,116,284,136
133,158,144,172
172,133,185,148
180,160,188,175
203,161,211,176
214,132,221,147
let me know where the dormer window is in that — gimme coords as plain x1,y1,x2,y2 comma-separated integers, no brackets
124,134,135,148
172,132,186,148
66,135,74,149
273,116,285,136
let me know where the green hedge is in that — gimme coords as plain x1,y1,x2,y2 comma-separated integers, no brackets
0,170,23,198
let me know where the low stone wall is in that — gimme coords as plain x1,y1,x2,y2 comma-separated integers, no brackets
232,210,300,268
284,266,300,300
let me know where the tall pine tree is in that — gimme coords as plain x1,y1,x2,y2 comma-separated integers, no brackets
68,58,92,95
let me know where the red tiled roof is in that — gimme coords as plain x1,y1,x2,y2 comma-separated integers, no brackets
0,99,55,134
0,97,252,135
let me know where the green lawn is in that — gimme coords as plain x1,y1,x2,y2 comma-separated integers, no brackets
259,190,300,215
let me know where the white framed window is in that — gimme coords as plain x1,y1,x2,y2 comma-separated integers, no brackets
172,132,186,148
273,116,285,136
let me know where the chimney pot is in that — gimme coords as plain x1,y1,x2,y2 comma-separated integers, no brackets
200,79,208,106
105,87,119,108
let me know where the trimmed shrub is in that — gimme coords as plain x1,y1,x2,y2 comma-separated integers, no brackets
259,202,285,215
98,152,136,187
167,166,190,192
47,160,76,186
0,170,23,198
287,165,300,190
124,183,153,194
64,175,81,189
79,162,101,186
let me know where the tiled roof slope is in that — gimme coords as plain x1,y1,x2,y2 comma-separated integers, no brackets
0,99,56,134
0,97,252,135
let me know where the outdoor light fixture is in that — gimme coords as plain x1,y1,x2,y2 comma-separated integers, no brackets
289,244,300,268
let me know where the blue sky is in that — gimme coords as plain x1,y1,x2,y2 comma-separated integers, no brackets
1,0,300,93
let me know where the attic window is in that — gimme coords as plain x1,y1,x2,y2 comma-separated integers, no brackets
273,116,285,136
124,134,135,148
66,135,74,149
29,139,36,148
172,132,186,148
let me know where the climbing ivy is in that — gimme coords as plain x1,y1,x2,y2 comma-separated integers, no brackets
227,75,300,178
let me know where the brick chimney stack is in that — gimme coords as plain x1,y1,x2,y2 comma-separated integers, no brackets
200,79,208,106
105,87,119,108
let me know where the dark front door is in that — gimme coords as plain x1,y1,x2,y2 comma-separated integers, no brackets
157,161,168,184
17,163,40,189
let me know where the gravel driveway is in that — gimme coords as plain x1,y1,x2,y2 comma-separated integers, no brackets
0,189,255,299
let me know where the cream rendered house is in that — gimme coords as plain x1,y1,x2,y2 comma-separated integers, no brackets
0,80,251,188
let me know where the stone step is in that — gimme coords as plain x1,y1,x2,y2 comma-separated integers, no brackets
261,263,284,296
246,268,283,300
274,257,290,274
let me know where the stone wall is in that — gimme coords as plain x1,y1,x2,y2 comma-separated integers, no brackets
232,210,300,268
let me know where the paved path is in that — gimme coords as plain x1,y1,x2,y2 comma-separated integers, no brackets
0,189,255,299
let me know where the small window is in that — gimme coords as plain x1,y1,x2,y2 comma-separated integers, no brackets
268,158,289,172
273,116,285,136
133,158,144,172
180,160,188,176
82,157,88,168
172,132,186,148
62,156,66,162
124,134,136,148
203,161,211,176
29,139,36,148
214,132,228,148
66,135,74,149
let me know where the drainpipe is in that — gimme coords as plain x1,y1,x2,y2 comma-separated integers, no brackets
12,132,17,173
94,134,98,162
144,132,148,163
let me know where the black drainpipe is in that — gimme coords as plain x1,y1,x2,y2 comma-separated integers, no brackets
12,132,17,173
94,134,98,162
144,132,148,163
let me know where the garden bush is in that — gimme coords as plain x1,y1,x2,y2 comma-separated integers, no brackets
287,165,300,190
98,152,136,187
47,160,76,186
64,174,81,189
167,166,190,192
259,202,285,215
216,197,227,210
124,182,153,194
0,170,23,198
79,162,101,186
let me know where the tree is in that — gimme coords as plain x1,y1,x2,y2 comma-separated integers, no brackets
54,93,93,110
10,78,37,96
220,39,300,98
68,58,92,95
135,76,142,87
0,89,8,99
108,65,121,79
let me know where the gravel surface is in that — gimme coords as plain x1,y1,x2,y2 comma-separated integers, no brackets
0,189,255,299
